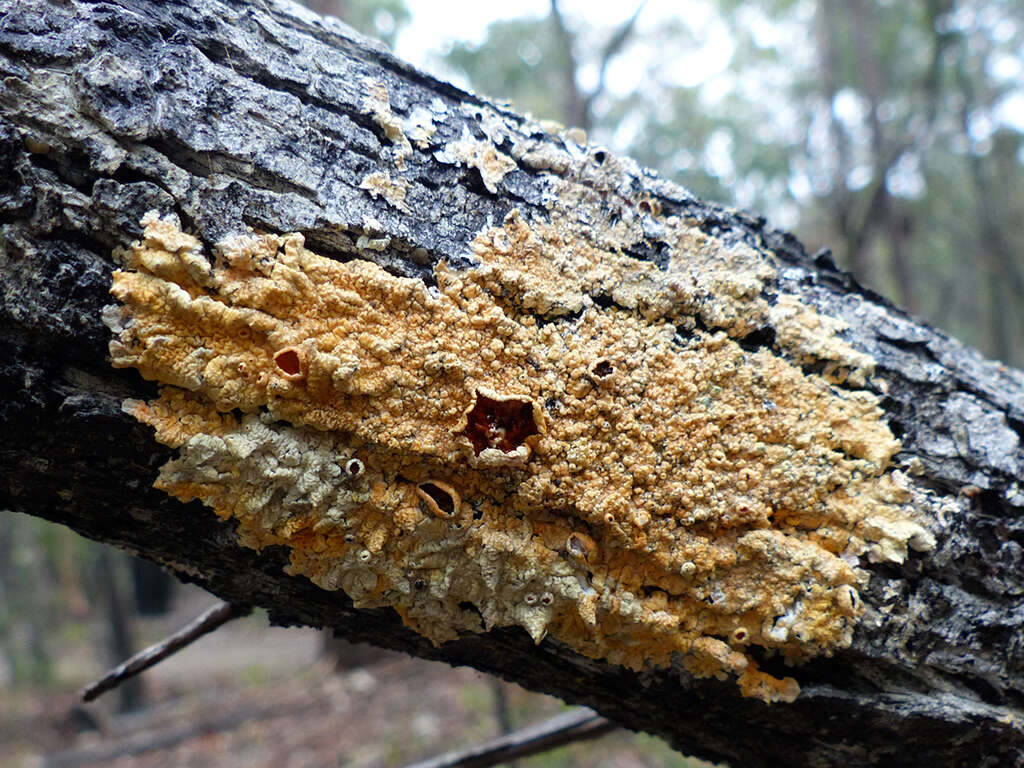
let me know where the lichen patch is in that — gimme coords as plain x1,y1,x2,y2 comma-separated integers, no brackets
359,171,411,213
404,104,437,149
435,126,517,194
362,78,412,170
107,212,934,704
460,388,543,457
769,294,876,386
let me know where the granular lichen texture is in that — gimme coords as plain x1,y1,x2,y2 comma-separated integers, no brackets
106,209,933,703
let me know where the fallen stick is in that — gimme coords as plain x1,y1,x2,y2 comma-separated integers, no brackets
403,708,617,768
81,601,249,703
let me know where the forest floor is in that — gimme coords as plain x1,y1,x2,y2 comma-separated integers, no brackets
1,583,714,768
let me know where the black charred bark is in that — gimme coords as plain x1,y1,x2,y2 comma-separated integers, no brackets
1,2,1022,766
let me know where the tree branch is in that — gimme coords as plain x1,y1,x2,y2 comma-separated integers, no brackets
81,601,250,703
1,1,1022,765
403,709,615,768
585,1,647,122
547,0,587,130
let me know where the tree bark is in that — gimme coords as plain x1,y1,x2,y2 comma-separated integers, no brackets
1,1,1023,766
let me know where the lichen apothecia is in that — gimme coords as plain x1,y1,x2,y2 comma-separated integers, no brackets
105,204,934,703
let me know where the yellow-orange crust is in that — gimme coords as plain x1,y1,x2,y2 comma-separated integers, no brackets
106,205,935,704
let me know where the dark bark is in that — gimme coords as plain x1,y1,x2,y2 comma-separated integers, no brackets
1,1,1022,766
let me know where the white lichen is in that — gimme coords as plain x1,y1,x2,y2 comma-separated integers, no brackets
434,125,517,194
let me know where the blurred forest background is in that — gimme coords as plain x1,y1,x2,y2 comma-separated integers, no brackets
4,0,1022,766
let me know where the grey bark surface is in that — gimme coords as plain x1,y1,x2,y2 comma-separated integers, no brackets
1,1,1023,765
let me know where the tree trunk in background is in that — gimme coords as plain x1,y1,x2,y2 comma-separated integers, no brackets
548,0,589,132
885,203,919,316
321,631,401,671
130,557,175,617
94,550,146,712
813,0,864,285
1,1,1023,766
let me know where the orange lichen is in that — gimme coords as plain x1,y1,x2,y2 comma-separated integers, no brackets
359,171,411,214
588,359,614,379
106,210,935,704
460,389,541,456
566,531,596,563
435,126,517,194
416,480,460,519
362,79,412,170
274,346,305,380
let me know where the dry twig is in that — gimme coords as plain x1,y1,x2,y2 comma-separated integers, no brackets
403,708,617,768
81,600,249,703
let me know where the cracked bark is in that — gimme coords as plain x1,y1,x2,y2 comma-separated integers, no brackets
1,1,1022,766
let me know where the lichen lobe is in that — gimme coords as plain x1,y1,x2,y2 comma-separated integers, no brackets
107,211,934,704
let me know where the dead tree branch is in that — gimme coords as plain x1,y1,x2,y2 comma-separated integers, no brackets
81,601,249,702
403,708,615,768
1,1,1022,765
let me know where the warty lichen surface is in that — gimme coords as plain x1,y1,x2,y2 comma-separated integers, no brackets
105,116,941,702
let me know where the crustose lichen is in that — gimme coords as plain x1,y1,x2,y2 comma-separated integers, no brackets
105,210,934,703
